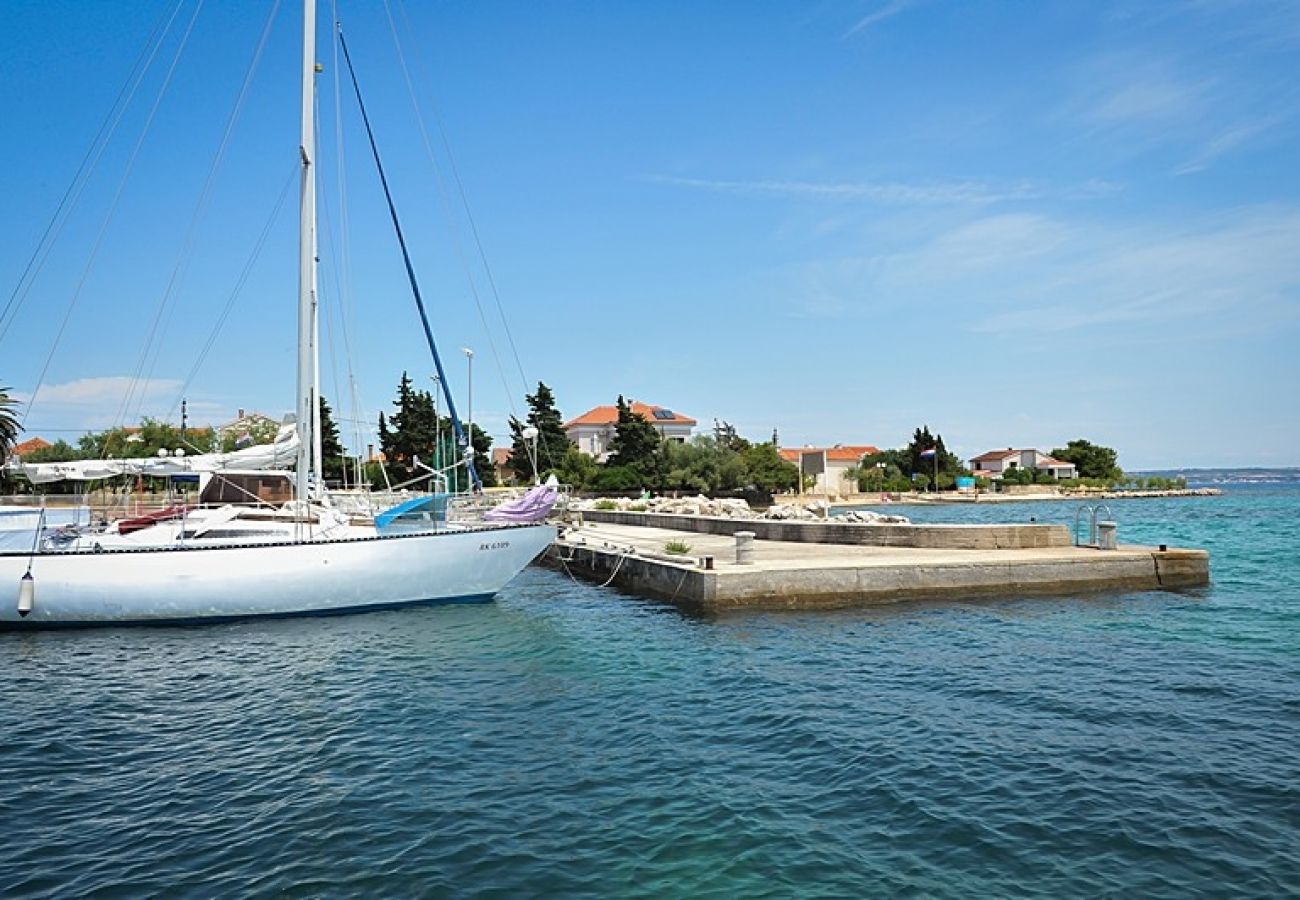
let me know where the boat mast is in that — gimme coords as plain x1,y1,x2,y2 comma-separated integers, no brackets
296,0,320,504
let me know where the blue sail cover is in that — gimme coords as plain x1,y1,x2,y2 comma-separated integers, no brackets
374,494,449,531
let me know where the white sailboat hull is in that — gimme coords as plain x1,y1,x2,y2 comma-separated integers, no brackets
0,522,555,628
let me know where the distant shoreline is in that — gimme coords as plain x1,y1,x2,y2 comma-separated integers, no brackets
831,487,1223,508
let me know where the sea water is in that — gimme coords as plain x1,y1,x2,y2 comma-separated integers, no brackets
0,475,1296,896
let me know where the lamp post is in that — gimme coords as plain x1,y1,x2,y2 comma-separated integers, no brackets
521,425,539,485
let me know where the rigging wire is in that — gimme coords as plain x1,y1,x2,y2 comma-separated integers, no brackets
330,0,368,487
124,0,284,428
315,111,352,486
21,0,207,430
166,163,299,421
389,0,562,471
381,0,523,424
336,23,482,491
0,0,186,345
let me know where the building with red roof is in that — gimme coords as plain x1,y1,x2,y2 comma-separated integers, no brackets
564,401,696,461
968,448,1076,480
779,444,881,497
12,437,50,457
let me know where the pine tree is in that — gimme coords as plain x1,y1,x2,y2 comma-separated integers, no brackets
379,373,437,477
319,395,347,482
507,381,573,483
903,425,964,487
607,395,661,476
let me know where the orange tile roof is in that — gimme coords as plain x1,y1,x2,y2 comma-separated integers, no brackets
13,437,50,456
827,444,880,461
564,402,697,428
780,445,881,463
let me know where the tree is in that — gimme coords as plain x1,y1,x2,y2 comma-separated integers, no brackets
1051,439,1121,481
902,425,963,481
379,372,433,475
218,418,277,453
549,444,599,491
712,420,751,453
857,452,913,493
507,381,573,484
468,421,497,489
606,395,661,478
0,387,20,464
319,396,347,483
655,436,747,494
742,442,799,494
591,465,644,492
81,418,217,460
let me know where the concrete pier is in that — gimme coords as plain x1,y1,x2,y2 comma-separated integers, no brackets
548,519,1209,612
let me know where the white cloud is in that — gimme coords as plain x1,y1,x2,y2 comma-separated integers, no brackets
1063,54,1212,131
643,174,1040,206
770,206,1300,334
26,376,181,407
1173,117,1280,174
844,0,915,38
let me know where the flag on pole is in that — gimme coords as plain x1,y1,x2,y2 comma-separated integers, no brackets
919,447,937,458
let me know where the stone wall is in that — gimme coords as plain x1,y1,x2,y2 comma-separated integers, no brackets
575,509,1072,549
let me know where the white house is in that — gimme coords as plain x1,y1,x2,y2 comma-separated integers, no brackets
564,402,696,461
217,409,281,447
969,448,1077,480
779,444,880,496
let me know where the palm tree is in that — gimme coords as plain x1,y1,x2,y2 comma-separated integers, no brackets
0,386,21,465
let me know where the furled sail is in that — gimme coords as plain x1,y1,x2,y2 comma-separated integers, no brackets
7,422,300,484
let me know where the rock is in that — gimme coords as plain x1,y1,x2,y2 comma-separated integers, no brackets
838,509,911,525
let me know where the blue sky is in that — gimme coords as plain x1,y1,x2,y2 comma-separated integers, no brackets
2,0,1297,469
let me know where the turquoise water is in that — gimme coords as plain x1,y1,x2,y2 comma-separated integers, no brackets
1,481,1297,896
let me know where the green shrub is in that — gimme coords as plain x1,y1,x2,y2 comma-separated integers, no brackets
664,540,692,555
592,465,643,492
593,499,618,510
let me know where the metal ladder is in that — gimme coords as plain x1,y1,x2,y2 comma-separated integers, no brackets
1073,503,1114,547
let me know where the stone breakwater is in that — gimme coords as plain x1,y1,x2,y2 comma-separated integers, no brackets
570,495,911,524
1067,488,1222,499
549,520,1210,610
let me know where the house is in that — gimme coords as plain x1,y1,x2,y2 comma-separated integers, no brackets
492,447,516,484
564,401,696,461
217,409,281,445
779,444,880,496
969,448,1077,480
12,437,50,458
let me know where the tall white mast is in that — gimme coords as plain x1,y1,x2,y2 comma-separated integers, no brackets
296,0,319,504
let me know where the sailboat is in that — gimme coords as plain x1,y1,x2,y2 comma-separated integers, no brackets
0,2,557,627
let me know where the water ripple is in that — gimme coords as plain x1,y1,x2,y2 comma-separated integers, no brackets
1,487,1299,895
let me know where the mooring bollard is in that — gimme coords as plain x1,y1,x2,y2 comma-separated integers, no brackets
1097,520,1117,551
735,531,755,565
699,555,715,570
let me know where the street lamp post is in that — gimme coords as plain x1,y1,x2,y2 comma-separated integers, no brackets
521,425,540,485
